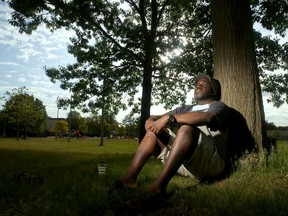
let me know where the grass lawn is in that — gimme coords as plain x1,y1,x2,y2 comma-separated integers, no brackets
0,137,288,216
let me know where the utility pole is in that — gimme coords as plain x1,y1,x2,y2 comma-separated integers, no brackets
68,104,71,142
68,90,72,142
55,97,59,140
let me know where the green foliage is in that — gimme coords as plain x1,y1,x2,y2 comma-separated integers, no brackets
0,139,287,215
52,119,69,134
122,111,140,138
251,0,288,36
261,73,288,108
1,87,48,138
3,0,288,138
4,0,214,115
4,0,288,109
251,0,288,107
68,112,121,138
271,130,280,139
66,110,82,131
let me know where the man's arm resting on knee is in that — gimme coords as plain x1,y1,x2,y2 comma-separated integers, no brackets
146,111,218,134
173,112,216,127
145,114,170,134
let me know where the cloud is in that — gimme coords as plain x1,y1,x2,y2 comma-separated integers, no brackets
0,61,18,66
4,74,13,78
18,77,26,83
31,79,54,87
17,47,43,62
40,53,60,61
1,70,17,80
0,2,74,64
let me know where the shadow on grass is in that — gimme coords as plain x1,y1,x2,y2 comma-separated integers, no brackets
0,148,136,215
1,143,288,216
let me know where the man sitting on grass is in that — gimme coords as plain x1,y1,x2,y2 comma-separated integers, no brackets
117,73,235,198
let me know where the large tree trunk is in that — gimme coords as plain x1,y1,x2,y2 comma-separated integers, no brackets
139,66,152,142
138,0,157,142
139,32,154,141
211,0,266,151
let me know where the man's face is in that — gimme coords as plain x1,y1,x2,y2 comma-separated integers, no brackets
194,77,214,100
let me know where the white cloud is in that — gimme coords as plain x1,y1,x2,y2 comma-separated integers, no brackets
18,77,26,83
17,47,43,62
0,61,18,66
43,46,59,52
0,2,74,64
4,74,13,78
41,52,60,61
31,80,54,88
1,70,17,78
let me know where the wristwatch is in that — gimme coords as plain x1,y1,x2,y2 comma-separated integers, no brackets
168,114,177,126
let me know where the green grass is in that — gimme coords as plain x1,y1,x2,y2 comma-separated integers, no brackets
0,137,288,216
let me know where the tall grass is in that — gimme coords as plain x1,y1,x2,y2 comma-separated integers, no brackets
0,138,287,216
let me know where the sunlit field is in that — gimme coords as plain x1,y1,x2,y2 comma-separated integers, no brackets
0,137,287,215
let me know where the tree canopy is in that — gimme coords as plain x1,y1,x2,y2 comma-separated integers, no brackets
3,0,288,139
1,87,48,139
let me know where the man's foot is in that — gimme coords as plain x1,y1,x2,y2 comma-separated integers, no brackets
147,182,166,197
108,178,138,191
124,189,172,214
119,178,138,189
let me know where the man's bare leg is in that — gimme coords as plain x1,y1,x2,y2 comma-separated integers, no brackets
148,125,199,196
119,130,170,189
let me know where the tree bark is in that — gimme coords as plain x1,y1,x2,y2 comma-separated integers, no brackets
138,0,157,142
211,0,266,151
139,62,153,142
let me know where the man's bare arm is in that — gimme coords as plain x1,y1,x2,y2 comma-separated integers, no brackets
146,111,217,134
173,112,216,126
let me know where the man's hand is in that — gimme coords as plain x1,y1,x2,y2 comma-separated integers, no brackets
145,115,168,134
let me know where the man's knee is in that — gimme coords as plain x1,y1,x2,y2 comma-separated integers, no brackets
175,125,200,146
144,131,157,141
177,125,199,137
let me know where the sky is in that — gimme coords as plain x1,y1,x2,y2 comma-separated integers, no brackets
0,2,288,126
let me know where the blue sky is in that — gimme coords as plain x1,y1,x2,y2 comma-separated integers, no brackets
0,2,287,126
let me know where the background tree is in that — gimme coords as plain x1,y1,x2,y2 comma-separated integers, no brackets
52,120,69,136
265,121,277,130
33,98,48,136
81,113,119,140
251,0,288,108
4,0,287,144
79,120,88,136
66,111,82,132
0,110,8,137
85,114,102,137
1,87,48,140
122,111,140,139
3,0,214,141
